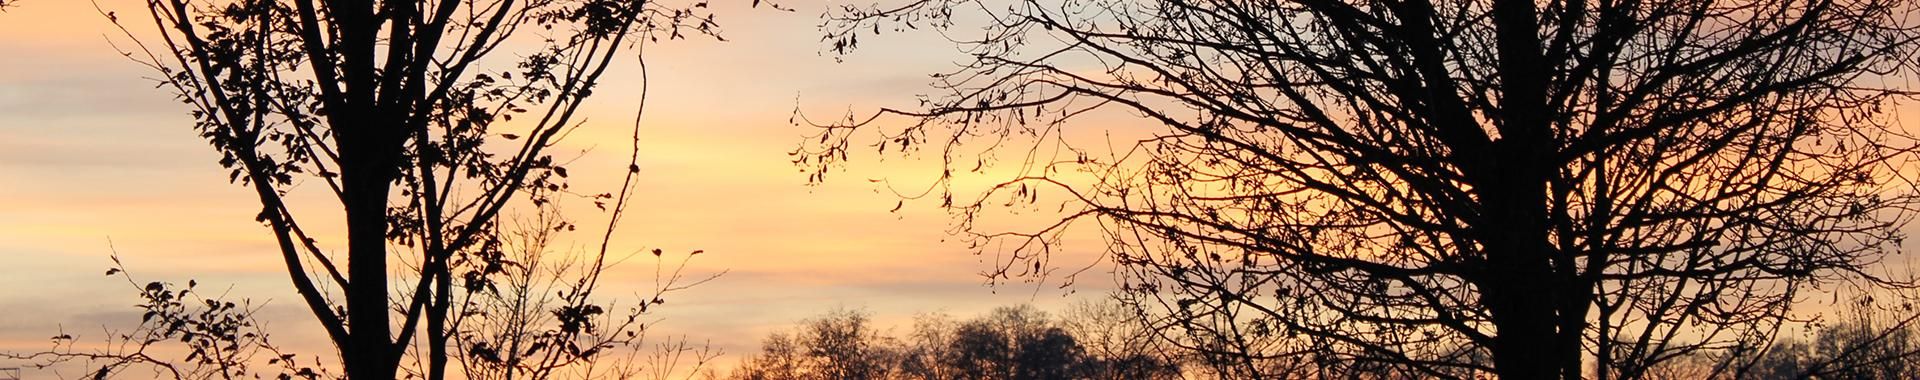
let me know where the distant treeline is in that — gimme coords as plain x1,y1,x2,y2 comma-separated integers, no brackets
724,302,1181,380
725,298,1920,380
1678,296,1920,380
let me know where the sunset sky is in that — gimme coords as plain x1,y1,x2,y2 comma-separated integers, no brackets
0,0,1117,371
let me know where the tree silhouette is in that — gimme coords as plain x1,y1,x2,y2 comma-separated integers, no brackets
797,0,1920,378
1010,328,1084,380
1736,339,1815,380
101,0,750,379
940,320,1013,380
1054,300,1187,380
730,309,900,380
801,309,900,380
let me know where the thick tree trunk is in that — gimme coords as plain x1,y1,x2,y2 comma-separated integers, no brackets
1479,217,1587,380
335,1,400,377
1481,0,1585,376
344,165,397,380
1478,162,1570,380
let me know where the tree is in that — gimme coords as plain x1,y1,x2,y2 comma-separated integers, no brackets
1010,328,1085,380
106,0,750,379
800,309,899,380
732,333,806,380
729,309,900,380
798,0,1920,378
950,305,1093,380
1056,300,1184,380
896,313,960,380
940,320,1014,380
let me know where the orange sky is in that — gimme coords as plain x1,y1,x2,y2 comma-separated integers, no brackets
0,0,1119,372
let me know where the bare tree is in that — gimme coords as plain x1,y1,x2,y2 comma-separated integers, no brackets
797,0,1920,378
1056,299,1184,380
800,309,901,380
731,332,806,380
896,313,959,380
729,309,901,380
100,0,763,379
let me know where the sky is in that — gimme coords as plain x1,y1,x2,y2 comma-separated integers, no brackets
0,0,1119,374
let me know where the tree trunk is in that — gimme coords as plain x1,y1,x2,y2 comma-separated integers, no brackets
1481,0,1582,376
336,1,398,377
1478,162,1569,380
344,165,397,380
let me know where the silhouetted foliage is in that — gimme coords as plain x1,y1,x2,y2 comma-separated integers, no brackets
2,256,330,380
940,317,1017,379
6,222,719,380
98,0,759,379
441,210,724,380
731,309,899,380
728,305,1179,380
797,0,1920,378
